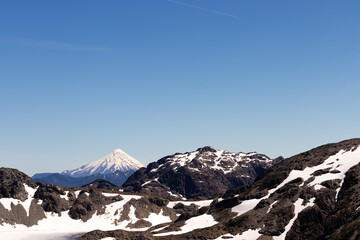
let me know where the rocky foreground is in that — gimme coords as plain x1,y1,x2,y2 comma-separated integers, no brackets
2,139,360,239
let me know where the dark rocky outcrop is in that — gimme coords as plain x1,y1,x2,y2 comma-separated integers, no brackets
82,179,121,190
0,168,37,201
123,146,282,199
69,189,123,221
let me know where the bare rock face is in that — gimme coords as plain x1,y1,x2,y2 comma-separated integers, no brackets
34,183,72,213
0,168,46,227
0,168,37,201
123,146,282,199
81,179,121,190
0,167,183,232
69,189,124,221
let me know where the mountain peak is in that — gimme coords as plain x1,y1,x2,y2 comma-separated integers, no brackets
112,148,125,154
62,149,145,178
196,146,217,153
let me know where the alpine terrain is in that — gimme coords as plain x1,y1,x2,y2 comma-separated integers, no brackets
123,146,283,199
33,149,145,187
2,139,360,240
80,138,360,239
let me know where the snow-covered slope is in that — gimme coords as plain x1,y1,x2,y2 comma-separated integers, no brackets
62,149,145,178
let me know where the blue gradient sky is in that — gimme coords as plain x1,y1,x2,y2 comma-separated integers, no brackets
1,0,359,176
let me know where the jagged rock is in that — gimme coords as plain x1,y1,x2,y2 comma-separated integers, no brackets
34,183,71,213
0,168,37,201
69,189,123,221
123,146,282,199
82,179,121,190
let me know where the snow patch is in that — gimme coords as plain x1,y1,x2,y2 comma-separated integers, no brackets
273,198,315,240
0,184,38,216
102,193,119,197
153,214,217,236
215,228,262,240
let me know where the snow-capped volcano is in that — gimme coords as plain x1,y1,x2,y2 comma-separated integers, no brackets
61,149,145,178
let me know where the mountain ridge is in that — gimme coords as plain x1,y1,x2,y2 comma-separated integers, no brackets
3,139,360,239
123,146,283,199
80,138,360,239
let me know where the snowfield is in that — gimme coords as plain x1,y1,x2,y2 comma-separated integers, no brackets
229,146,360,239
0,184,217,240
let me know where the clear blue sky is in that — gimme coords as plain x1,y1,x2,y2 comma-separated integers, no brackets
1,0,359,176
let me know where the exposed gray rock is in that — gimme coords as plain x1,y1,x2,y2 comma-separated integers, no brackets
0,168,37,201
123,146,282,199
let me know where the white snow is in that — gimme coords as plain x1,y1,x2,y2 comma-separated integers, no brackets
101,238,116,240
0,198,21,212
215,228,262,240
72,190,81,198
0,230,83,240
150,164,164,173
233,147,360,217
0,184,38,216
0,193,174,239
232,198,263,217
153,214,217,236
144,209,172,226
166,148,270,175
151,225,169,233
141,180,152,187
59,191,70,201
273,198,315,240
62,149,145,177
230,147,360,239
266,200,278,214
314,184,325,190
102,192,119,197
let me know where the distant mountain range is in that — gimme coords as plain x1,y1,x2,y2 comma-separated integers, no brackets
32,149,145,187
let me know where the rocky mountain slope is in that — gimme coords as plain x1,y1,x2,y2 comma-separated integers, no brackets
81,179,121,190
33,149,144,187
3,139,360,240
0,167,212,239
79,138,360,240
123,146,282,199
